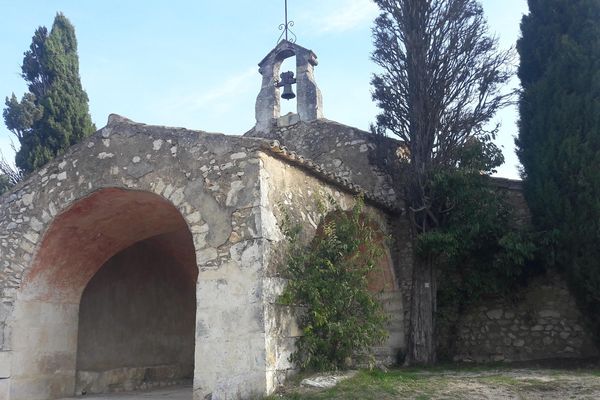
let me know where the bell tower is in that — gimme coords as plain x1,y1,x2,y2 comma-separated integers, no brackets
255,1,323,133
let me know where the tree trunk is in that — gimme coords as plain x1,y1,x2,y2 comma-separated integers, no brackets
406,252,437,365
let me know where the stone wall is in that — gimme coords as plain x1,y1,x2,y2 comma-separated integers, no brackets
448,180,598,363
259,154,405,391
0,112,408,399
0,115,278,400
246,119,400,206
452,272,598,362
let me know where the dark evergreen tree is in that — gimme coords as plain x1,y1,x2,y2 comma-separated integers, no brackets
3,13,95,175
516,0,600,336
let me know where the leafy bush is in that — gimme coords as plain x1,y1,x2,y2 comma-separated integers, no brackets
418,166,538,359
279,197,388,371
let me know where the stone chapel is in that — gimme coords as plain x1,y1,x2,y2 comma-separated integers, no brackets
0,39,596,400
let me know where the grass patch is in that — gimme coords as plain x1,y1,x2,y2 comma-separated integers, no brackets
266,364,600,399
265,370,408,399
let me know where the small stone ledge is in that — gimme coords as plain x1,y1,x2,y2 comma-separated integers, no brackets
491,177,523,191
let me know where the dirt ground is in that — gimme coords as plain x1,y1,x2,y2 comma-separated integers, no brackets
411,369,600,399
58,362,600,399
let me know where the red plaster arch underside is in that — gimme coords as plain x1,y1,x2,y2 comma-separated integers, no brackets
20,187,196,304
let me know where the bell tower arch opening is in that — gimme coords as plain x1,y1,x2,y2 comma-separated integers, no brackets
255,40,323,133
9,188,197,400
278,55,298,116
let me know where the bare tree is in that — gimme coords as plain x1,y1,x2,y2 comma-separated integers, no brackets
0,162,23,187
371,0,514,364
0,140,25,191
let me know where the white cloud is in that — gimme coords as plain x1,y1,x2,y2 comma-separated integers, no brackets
155,67,257,126
314,0,379,34
185,67,257,110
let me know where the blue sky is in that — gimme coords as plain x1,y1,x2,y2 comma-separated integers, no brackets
0,0,528,178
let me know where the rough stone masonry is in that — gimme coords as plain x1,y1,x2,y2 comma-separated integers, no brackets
0,108,402,400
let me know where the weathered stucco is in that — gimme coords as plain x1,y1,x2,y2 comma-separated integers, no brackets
0,115,280,400
255,40,323,134
258,154,404,390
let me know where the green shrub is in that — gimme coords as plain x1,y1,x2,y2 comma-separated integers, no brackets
279,196,388,371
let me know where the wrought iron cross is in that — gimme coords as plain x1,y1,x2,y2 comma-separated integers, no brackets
278,0,297,43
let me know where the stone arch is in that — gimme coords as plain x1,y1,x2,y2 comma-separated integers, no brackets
9,188,197,399
278,55,299,116
316,209,398,293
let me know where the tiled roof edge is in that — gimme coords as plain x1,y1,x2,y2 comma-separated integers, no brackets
261,140,403,215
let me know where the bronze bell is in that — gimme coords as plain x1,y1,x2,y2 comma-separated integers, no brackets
277,71,297,100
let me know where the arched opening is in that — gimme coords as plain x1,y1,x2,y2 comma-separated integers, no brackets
313,209,403,364
278,55,298,116
10,188,197,400
317,209,398,294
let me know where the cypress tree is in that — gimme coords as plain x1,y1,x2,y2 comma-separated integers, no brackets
516,0,600,335
371,0,514,364
3,13,95,175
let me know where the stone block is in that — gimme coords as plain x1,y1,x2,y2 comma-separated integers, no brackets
264,304,301,337
531,325,544,331
9,373,75,400
0,352,9,379
266,336,296,371
486,309,503,319
0,379,8,399
194,334,267,375
195,303,264,339
277,113,300,128
539,310,561,318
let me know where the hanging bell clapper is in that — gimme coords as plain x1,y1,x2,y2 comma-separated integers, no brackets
276,71,297,100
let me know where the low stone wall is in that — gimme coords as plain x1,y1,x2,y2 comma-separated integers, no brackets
76,365,191,394
452,272,598,362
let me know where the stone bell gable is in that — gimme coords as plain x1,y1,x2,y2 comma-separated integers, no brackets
255,40,324,133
